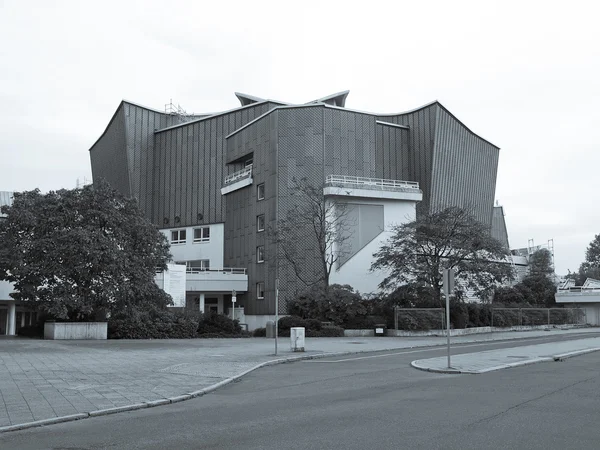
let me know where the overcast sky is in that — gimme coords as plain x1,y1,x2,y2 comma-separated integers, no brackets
0,0,598,274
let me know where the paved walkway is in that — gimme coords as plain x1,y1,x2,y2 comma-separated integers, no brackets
412,336,600,374
0,328,598,432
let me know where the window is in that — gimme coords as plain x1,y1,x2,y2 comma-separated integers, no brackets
187,260,210,271
257,246,265,263
193,226,210,243
257,214,265,232
257,183,265,201
171,229,186,244
256,282,265,299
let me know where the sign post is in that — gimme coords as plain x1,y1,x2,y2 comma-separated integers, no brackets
443,268,455,368
231,290,236,322
275,279,279,356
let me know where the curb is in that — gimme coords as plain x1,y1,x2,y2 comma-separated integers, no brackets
411,347,600,374
1,332,598,434
553,347,600,361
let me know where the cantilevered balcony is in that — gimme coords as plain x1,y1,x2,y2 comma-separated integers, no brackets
324,175,423,201
156,267,248,293
221,165,253,195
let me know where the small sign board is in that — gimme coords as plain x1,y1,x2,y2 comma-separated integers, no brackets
163,263,187,307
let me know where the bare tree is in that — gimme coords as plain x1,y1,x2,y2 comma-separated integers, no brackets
270,177,353,294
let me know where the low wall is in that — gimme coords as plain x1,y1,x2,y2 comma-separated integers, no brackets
386,324,583,337
44,322,108,340
344,329,375,337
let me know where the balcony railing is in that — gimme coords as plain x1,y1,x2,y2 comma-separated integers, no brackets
186,267,247,275
325,175,420,192
224,165,253,185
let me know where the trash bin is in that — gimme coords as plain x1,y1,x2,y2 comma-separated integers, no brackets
374,324,386,336
266,320,276,338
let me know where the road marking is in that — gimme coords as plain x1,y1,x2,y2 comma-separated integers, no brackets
306,335,599,363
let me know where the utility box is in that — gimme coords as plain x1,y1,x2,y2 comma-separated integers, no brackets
374,324,386,336
266,320,276,338
290,327,305,352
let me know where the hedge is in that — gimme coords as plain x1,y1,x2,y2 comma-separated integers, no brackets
108,310,244,339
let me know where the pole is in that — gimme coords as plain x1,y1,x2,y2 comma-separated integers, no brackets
446,289,451,368
275,279,279,356
443,268,453,369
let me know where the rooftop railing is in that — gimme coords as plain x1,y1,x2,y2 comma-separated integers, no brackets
325,175,420,192
224,165,253,185
186,267,247,275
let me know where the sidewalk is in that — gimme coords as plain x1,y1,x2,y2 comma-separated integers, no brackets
411,336,600,374
0,328,598,432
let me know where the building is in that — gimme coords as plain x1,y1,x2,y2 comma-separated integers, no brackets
89,91,501,329
0,192,37,336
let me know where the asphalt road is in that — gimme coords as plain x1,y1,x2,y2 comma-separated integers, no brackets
2,333,600,450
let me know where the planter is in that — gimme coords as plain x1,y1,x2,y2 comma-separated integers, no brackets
44,322,107,340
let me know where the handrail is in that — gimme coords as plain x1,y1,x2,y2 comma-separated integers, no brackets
186,267,247,275
224,165,253,185
325,174,420,190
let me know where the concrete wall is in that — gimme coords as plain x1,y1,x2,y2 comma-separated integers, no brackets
44,322,108,340
330,198,418,295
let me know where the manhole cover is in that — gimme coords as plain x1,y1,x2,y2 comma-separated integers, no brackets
349,341,365,344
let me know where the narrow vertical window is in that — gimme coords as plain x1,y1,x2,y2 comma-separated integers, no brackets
257,183,265,201
257,214,265,232
256,282,265,299
257,246,265,263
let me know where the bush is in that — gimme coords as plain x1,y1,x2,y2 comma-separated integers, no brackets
253,327,266,337
198,312,241,335
108,310,200,339
308,325,344,337
17,324,44,338
108,310,242,339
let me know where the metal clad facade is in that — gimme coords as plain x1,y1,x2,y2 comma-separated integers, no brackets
89,104,130,196
151,102,273,228
430,106,499,227
491,206,510,249
224,113,278,315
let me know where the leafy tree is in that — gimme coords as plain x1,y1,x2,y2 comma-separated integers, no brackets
0,180,171,320
575,234,600,284
371,206,513,305
270,178,352,294
528,248,554,276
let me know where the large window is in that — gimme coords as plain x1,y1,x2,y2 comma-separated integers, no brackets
256,282,265,299
171,229,186,244
257,183,265,201
257,246,265,263
187,260,210,271
193,226,210,243
257,214,265,232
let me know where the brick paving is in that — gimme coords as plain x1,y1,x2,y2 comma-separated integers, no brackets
0,328,598,428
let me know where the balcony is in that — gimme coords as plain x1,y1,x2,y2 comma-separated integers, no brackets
156,267,248,293
324,175,423,201
556,287,600,304
221,165,253,195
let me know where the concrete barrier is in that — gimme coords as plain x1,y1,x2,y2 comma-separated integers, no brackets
44,322,107,340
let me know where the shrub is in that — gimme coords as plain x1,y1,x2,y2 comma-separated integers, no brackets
17,324,44,338
198,312,241,335
108,310,200,339
308,325,344,337
253,327,267,337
